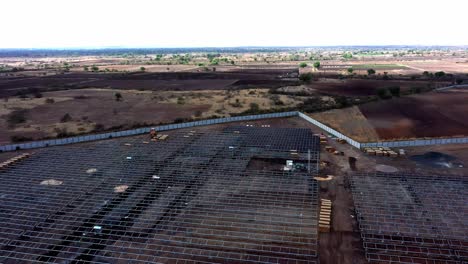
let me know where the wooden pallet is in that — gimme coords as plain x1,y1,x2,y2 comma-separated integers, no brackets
319,199,332,232
0,153,31,170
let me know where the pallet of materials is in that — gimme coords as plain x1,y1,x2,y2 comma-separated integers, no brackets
0,153,31,170
319,199,332,232
158,134,169,140
363,147,400,158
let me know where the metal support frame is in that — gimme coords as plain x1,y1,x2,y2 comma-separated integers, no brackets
0,126,320,263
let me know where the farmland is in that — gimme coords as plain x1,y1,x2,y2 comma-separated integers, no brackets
0,46,467,144
360,89,468,139
313,89,468,141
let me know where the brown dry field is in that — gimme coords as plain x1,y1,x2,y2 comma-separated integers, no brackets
360,89,468,140
403,59,468,74
0,88,304,144
307,79,444,96
72,64,199,72
313,89,468,141
310,106,380,142
297,58,468,75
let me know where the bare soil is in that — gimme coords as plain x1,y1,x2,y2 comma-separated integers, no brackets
310,106,380,142
359,90,468,139
309,79,442,97
0,88,303,144
0,70,299,98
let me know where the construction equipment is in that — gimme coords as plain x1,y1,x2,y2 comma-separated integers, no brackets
150,128,158,141
336,138,346,144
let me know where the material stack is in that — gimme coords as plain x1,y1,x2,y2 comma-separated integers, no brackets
319,198,332,232
336,138,347,144
363,147,399,157
325,146,335,153
319,135,327,144
0,153,31,170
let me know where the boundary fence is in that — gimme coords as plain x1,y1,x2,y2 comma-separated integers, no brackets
1,111,467,152
434,84,468,91
361,137,468,148
0,112,297,152
297,112,361,148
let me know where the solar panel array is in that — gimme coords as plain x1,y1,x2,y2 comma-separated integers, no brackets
0,127,320,263
351,172,468,264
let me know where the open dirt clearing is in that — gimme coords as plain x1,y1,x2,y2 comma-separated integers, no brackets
309,90,468,141
74,64,199,72
308,79,440,97
310,106,380,142
359,90,468,139
403,59,468,74
0,69,298,97
0,88,303,144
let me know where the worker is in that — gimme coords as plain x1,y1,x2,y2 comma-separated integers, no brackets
150,128,158,141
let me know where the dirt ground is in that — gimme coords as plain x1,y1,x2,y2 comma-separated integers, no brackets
359,89,468,139
308,79,444,97
0,69,299,98
310,106,380,142
72,64,199,72
310,89,468,141
0,88,304,144
298,117,468,264
403,59,468,74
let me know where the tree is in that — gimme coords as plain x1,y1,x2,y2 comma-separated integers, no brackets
91,65,99,72
313,61,321,69
299,73,313,83
60,113,72,123
249,103,260,112
34,92,43,98
383,72,390,80
410,87,422,94
342,53,353,59
367,69,376,75
434,71,446,78
335,96,349,108
7,110,28,128
376,88,391,99
83,66,89,71
299,62,308,68
388,86,401,97
115,92,123,101
347,67,354,74
140,66,146,72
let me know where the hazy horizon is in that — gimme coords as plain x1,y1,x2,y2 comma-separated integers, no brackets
1,45,468,51
2,0,468,49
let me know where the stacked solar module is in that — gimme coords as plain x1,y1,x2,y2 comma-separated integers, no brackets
351,172,468,264
0,127,320,263
224,126,320,152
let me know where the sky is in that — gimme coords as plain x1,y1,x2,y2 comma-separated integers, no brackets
2,0,468,48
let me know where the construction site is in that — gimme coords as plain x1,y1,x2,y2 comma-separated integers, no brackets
0,117,467,264
351,172,467,263
0,124,321,263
